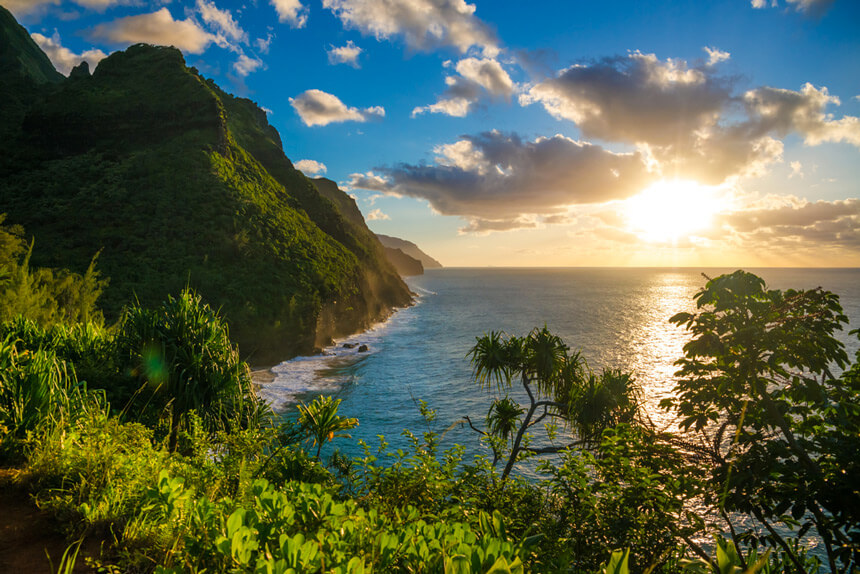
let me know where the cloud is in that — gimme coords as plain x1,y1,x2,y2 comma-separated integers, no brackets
30,31,107,75
412,56,513,117
89,8,216,54
752,0,835,17
714,197,860,251
459,216,538,234
321,0,498,56
520,51,732,146
521,52,859,184
789,160,804,179
197,0,247,44
742,83,860,147
349,131,652,228
290,89,385,126
270,0,308,27
234,54,264,76
255,33,274,54
327,40,363,66
722,197,860,232
412,96,472,117
5,0,129,16
704,46,730,66
365,208,390,221
294,159,328,175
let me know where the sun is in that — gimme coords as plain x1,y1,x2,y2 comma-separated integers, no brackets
624,180,725,243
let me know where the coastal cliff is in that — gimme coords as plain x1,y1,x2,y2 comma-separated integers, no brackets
0,7,411,364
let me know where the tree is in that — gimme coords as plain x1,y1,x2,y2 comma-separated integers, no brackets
466,327,640,481
663,270,859,573
117,289,266,451
297,394,358,459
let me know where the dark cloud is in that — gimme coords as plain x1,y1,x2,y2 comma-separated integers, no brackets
520,51,733,146
349,131,652,227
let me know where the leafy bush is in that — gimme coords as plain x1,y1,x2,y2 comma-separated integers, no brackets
116,288,268,450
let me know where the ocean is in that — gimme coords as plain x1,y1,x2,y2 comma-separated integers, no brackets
256,267,860,469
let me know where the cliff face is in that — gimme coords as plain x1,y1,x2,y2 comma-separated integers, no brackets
376,234,443,269
0,10,411,364
383,247,424,277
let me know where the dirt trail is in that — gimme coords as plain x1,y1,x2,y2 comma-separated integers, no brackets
0,469,98,574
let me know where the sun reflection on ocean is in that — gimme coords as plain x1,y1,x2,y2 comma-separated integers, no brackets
626,273,699,430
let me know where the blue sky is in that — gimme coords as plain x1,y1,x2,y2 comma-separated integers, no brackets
8,0,860,266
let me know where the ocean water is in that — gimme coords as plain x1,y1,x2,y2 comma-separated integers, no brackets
259,268,860,466
257,267,860,467
253,267,859,561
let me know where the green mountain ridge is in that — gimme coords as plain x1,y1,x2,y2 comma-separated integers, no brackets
375,233,443,269
0,8,411,365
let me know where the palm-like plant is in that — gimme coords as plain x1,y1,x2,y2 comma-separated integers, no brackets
297,395,358,459
467,326,639,480
117,289,266,451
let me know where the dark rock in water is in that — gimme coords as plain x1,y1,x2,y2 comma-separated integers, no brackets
358,344,369,353
343,343,357,349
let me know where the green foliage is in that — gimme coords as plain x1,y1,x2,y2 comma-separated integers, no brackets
0,36,410,363
0,236,107,327
116,288,268,450
467,326,640,479
297,394,358,459
538,424,700,573
0,335,82,455
148,473,532,574
664,270,858,572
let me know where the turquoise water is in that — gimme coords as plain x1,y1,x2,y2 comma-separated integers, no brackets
258,267,860,465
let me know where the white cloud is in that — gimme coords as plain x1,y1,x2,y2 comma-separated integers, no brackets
455,57,514,96
30,31,107,76
327,40,363,66
270,0,308,28
365,208,390,221
412,97,472,117
234,54,264,76
294,159,328,175
704,46,730,66
290,89,385,126
255,33,274,54
752,0,835,17
321,0,498,56
89,8,216,54
5,0,130,16
789,161,804,179
197,0,247,44
412,57,513,117
349,131,652,229
743,83,860,147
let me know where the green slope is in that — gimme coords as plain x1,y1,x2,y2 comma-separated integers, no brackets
0,31,411,364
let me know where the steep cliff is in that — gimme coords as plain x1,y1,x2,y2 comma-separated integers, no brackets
0,9,411,364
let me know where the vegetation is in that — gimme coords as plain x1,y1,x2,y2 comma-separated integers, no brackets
0,11,410,364
0,11,857,573
0,268,857,573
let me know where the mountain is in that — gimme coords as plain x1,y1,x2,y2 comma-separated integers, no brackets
382,247,424,277
376,234,443,269
0,9,411,364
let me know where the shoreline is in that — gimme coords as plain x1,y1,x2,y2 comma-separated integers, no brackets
249,290,421,389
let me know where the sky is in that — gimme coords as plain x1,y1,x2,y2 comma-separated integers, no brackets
7,0,860,267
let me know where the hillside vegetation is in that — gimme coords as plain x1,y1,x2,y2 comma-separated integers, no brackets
0,7,410,364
